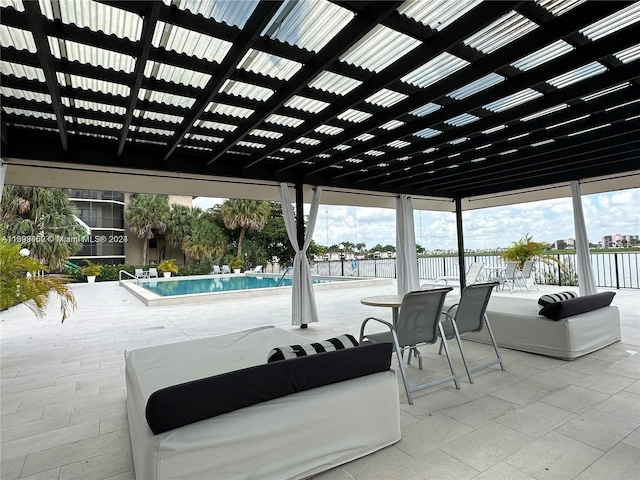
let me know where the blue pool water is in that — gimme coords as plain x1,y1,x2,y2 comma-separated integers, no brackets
140,275,343,297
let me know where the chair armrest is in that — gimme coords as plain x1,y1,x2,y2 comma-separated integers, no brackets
359,316,395,343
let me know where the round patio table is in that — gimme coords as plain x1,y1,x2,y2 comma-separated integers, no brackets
360,294,404,326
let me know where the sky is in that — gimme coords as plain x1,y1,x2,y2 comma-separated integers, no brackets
193,187,639,251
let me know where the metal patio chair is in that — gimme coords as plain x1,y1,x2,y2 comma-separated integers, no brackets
439,282,505,384
519,260,538,291
360,287,460,405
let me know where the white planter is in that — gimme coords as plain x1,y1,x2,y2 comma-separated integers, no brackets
233,269,241,274
87,276,96,283
163,272,171,278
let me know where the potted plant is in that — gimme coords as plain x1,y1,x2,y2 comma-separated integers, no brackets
500,234,562,287
81,259,102,283
229,256,243,274
158,259,179,278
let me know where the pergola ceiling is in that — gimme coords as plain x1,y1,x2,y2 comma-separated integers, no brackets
1,0,640,202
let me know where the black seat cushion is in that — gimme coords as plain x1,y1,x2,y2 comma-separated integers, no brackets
146,342,393,434
539,291,616,320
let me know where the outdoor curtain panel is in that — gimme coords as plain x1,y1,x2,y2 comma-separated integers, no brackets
571,181,598,296
396,195,420,295
279,184,322,325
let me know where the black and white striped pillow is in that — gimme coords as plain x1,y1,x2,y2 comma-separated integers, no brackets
267,334,359,363
538,291,578,310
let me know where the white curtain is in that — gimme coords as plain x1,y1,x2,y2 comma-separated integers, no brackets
279,184,322,325
0,159,6,203
396,195,419,295
571,181,598,296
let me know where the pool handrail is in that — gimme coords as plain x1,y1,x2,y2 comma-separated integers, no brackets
119,270,137,286
276,267,294,287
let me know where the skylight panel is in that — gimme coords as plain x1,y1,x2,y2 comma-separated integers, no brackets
48,38,135,73
266,114,304,128
334,144,350,151
482,125,506,134
531,139,554,147
483,88,543,112
136,126,173,136
220,80,274,102
365,89,408,107
284,95,329,113
263,0,354,53
134,111,184,124
207,102,254,118
315,125,343,135
580,3,640,41
3,87,50,103
521,104,568,121
59,73,130,97
401,52,469,88
3,107,55,120
413,127,441,139
510,40,574,71
546,114,589,129
380,120,404,130
308,71,362,96
0,61,44,81
536,0,585,16
237,140,265,149
614,44,640,64
1,0,25,12
345,158,362,163
337,109,371,123
185,133,224,143
138,89,194,108
388,140,411,148
410,103,441,117
547,62,607,89
39,0,142,41
445,113,480,126
581,83,630,101
355,133,375,142
447,73,504,100
250,128,282,139
296,137,321,146
567,124,610,136
239,50,302,81
0,25,36,52
449,137,469,145
65,98,125,115
398,0,482,31
464,11,538,54
281,147,301,155
340,25,421,73
194,120,237,132
163,0,259,28
153,22,232,63
145,61,211,89
365,150,384,157
76,118,122,129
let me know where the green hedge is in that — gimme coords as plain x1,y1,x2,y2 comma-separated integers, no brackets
64,262,213,282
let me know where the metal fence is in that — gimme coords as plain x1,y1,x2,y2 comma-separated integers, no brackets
306,252,639,289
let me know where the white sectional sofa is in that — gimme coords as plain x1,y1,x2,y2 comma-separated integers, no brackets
453,292,620,359
125,326,401,480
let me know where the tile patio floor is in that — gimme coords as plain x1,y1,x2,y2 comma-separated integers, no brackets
1,278,639,480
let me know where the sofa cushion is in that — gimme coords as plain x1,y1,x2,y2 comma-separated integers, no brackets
538,291,578,310
145,342,393,434
539,291,616,320
267,334,358,362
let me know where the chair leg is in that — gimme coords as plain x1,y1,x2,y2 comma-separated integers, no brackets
450,319,474,384
484,315,505,371
437,323,460,390
389,331,414,404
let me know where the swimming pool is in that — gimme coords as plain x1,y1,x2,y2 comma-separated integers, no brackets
121,274,392,307
140,275,342,297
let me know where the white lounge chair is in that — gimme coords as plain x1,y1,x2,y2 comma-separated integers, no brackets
248,265,263,273
423,262,484,288
135,268,148,279
213,265,221,274
221,265,231,274
148,268,158,279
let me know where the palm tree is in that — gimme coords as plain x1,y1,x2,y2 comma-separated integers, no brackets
164,204,201,263
183,217,227,263
0,186,85,270
124,194,170,266
220,199,271,258
0,240,76,322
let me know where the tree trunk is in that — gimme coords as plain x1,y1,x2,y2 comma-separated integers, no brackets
237,227,246,258
142,238,147,266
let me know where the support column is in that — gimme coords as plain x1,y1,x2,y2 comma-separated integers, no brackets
455,198,466,290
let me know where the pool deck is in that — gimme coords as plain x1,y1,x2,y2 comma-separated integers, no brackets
1,280,639,479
